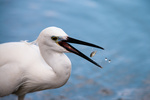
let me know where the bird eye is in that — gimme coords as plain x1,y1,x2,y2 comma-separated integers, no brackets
51,36,58,41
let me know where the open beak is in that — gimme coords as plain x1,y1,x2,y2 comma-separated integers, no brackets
58,37,104,68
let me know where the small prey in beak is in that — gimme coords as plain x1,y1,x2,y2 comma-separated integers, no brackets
57,36,104,68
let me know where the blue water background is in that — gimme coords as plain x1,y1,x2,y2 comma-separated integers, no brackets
0,0,150,100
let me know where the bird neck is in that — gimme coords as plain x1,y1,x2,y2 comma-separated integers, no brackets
38,44,71,81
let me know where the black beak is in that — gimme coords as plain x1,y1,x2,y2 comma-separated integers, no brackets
58,37,104,68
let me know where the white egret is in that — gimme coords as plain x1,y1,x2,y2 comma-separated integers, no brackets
0,27,104,100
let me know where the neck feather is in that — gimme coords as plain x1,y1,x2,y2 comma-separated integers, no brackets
39,43,71,80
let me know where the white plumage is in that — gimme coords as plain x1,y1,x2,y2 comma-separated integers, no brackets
0,27,104,100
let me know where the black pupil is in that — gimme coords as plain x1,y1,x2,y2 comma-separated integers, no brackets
52,37,57,40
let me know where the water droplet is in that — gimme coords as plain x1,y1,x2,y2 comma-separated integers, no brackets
105,58,107,61
108,60,111,63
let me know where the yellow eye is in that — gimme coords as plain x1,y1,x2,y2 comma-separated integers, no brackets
51,36,58,41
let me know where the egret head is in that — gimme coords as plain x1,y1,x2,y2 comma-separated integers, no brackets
37,27,69,53
37,27,104,68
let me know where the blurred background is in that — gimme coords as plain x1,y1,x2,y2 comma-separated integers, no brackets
0,0,150,100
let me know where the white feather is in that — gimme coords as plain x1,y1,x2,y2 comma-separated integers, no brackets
0,27,71,99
